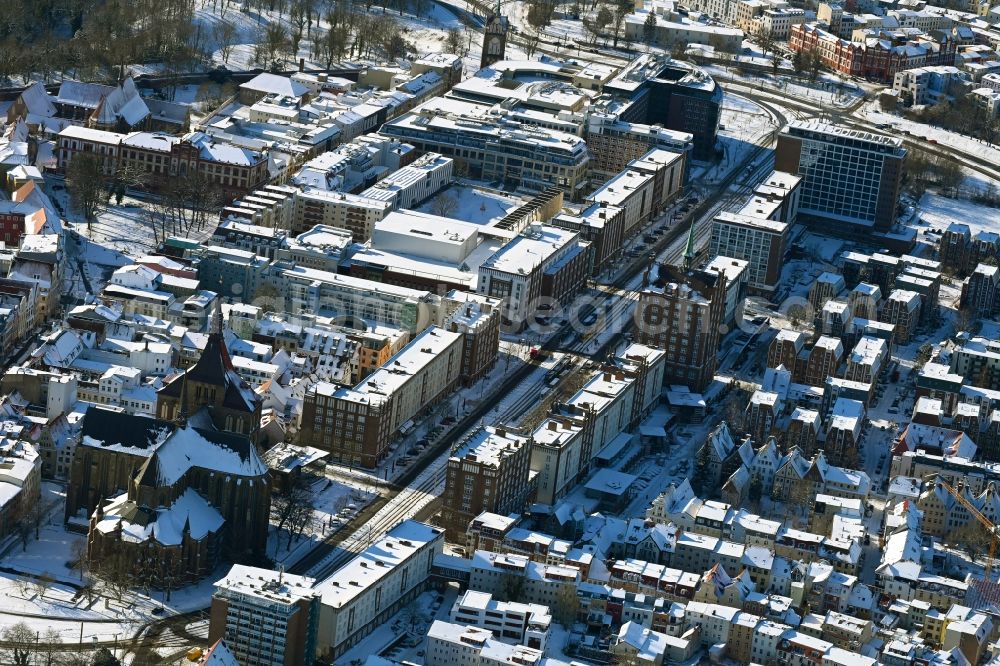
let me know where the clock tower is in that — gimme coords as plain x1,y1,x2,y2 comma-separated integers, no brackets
480,2,509,70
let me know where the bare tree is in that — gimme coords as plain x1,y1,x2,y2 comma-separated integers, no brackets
270,478,316,551
66,153,105,229
445,28,464,56
431,190,460,218
315,21,349,66
1,622,36,666
38,628,61,666
754,27,780,75
213,21,239,63
262,22,290,68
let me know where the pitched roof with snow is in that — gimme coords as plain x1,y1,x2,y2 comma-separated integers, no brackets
95,487,224,546
200,640,241,666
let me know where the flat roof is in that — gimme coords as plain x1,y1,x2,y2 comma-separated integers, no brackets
316,520,441,609
480,225,578,275
452,426,530,468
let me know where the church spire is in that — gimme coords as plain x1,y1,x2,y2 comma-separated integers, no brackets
682,216,698,272
211,300,224,336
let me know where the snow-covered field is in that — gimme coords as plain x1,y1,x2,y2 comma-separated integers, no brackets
417,185,523,225
918,191,1000,236
864,103,1000,168
696,92,777,184
270,475,378,567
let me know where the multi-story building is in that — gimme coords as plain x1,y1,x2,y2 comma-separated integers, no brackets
477,224,590,330
552,202,626,277
56,128,269,200
604,55,723,161
358,152,453,211
801,336,844,387
825,398,865,467
583,111,692,181
468,550,580,609
790,23,959,83
315,520,443,660
449,590,552,651
635,264,727,391
961,263,1000,316
299,326,463,468
702,256,748,329
775,121,906,233
209,566,319,666
843,336,888,386
442,426,534,540
380,98,591,198
880,289,922,344
292,189,392,239
710,213,788,294
426,621,545,666
263,263,439,334
893,66,970,106
768,329,806,370
810,273,846,312
585,169,656,237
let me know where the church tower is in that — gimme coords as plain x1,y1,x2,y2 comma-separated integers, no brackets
480,1,509,70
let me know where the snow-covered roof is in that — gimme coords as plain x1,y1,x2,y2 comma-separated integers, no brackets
240,73,309,99
95,487,224,546
214,564,316,604
199,640,241,666
316,520,442,608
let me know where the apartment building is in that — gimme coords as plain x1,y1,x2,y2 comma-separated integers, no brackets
825,398,865,466
586,169,656,237
209,566,319,666
961,263,1000,316
292,189,392,238
468,551,580,609
530,345,665,505
315,521,443,659
358,152,453,211
810,273,846,311
425,621,544,666
893,66,969,106
768,329,807,370
449,590,551,651
552,202,626,277
880,289,922,344
843,336,887,386
442,426,534,540
710,212,788,294
775,122,905,233
299,327,462,468
636,264,727,391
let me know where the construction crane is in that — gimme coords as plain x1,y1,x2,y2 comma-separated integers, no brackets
940,479,1000,580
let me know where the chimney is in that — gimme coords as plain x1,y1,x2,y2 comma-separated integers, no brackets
548,421,558,431
299,58,305,72
496,426,507,437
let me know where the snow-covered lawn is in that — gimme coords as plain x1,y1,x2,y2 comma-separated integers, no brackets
864,103,1000,169
270,474,378,567
696,92,777,184
417,184,523,225
918,191,1000,236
